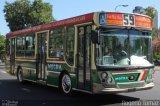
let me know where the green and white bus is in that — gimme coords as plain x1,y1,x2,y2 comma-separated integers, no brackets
6,11,155,95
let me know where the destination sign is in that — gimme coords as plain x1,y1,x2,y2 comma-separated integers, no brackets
106,13,123,25
100,13,152,29
135,15,152,28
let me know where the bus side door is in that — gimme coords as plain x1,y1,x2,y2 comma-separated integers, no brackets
36,31,48,81
10,38,15,75
77,25,92,91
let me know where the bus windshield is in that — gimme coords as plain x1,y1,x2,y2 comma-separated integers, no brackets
96,28,153,67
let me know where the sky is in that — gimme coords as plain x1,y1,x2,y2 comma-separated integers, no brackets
0,0,159,35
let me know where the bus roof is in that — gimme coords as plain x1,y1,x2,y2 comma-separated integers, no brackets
6,11,152,38
6,13,94,38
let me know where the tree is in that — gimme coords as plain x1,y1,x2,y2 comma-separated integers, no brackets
4,0,31,31
0,34,5,62
29,0,55,26
145,6,156,20
4,0,54,32
145,6,158,39
152,27,159,40
145,6,160,59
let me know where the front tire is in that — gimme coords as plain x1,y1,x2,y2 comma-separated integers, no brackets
60,73,72,95
17,68,24,83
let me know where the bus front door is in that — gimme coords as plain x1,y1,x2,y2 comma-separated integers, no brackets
36,32,48,81
77,25,92,91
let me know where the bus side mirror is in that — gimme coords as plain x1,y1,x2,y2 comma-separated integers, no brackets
91,30,98,44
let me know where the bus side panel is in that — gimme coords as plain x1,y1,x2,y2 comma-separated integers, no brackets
71,68,77,89
16,60,37,81
47,72,59,86
91,69,101,84
46,63,77,88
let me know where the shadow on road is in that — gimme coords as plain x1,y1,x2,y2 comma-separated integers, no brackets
70,92,140,106
0,79,140,106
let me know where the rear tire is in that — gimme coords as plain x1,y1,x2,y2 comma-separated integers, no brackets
60,73,72,95
17,68,24,83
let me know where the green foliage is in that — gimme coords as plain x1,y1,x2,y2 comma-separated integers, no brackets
4,0,30,31
145,6,156,20
0,34,5,61
154,51,160,59
152,27,159,40
144,6,158,40
4,0,55,32
137,6,158,40
144,6,159,59
29,0,55,26
145,6,158,39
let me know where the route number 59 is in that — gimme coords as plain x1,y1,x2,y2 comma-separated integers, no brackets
123,14,135,26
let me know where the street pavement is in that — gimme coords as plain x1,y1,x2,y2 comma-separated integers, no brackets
0,67,159,106
120,69,160,100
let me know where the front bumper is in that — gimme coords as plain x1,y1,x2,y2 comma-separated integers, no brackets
98,82,154,93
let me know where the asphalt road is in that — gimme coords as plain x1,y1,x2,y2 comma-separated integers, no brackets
0,67,159,106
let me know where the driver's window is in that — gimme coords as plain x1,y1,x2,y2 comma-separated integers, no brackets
103,39,113,56
100,29,129,65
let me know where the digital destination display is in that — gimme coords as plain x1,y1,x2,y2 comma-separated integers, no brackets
100,13,152,29
135,15,152,28
106,13,123,26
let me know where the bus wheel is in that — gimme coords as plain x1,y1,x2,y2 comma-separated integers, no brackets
17,68,24,83
60,73,72,95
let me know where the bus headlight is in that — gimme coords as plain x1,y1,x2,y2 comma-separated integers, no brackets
101,72,107,79
100,72,115,85
146,69,155,83
107,77,112,84
101,72,107,82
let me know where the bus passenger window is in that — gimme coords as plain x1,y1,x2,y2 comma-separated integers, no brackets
49,28,64,58
66,26,75,65
16,37,25,57
25,34,35,57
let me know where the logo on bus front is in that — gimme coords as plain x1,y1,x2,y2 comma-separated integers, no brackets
114,74,137,82
115,76,128,81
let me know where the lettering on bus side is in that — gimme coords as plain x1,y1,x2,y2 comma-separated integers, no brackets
47,63,62,71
